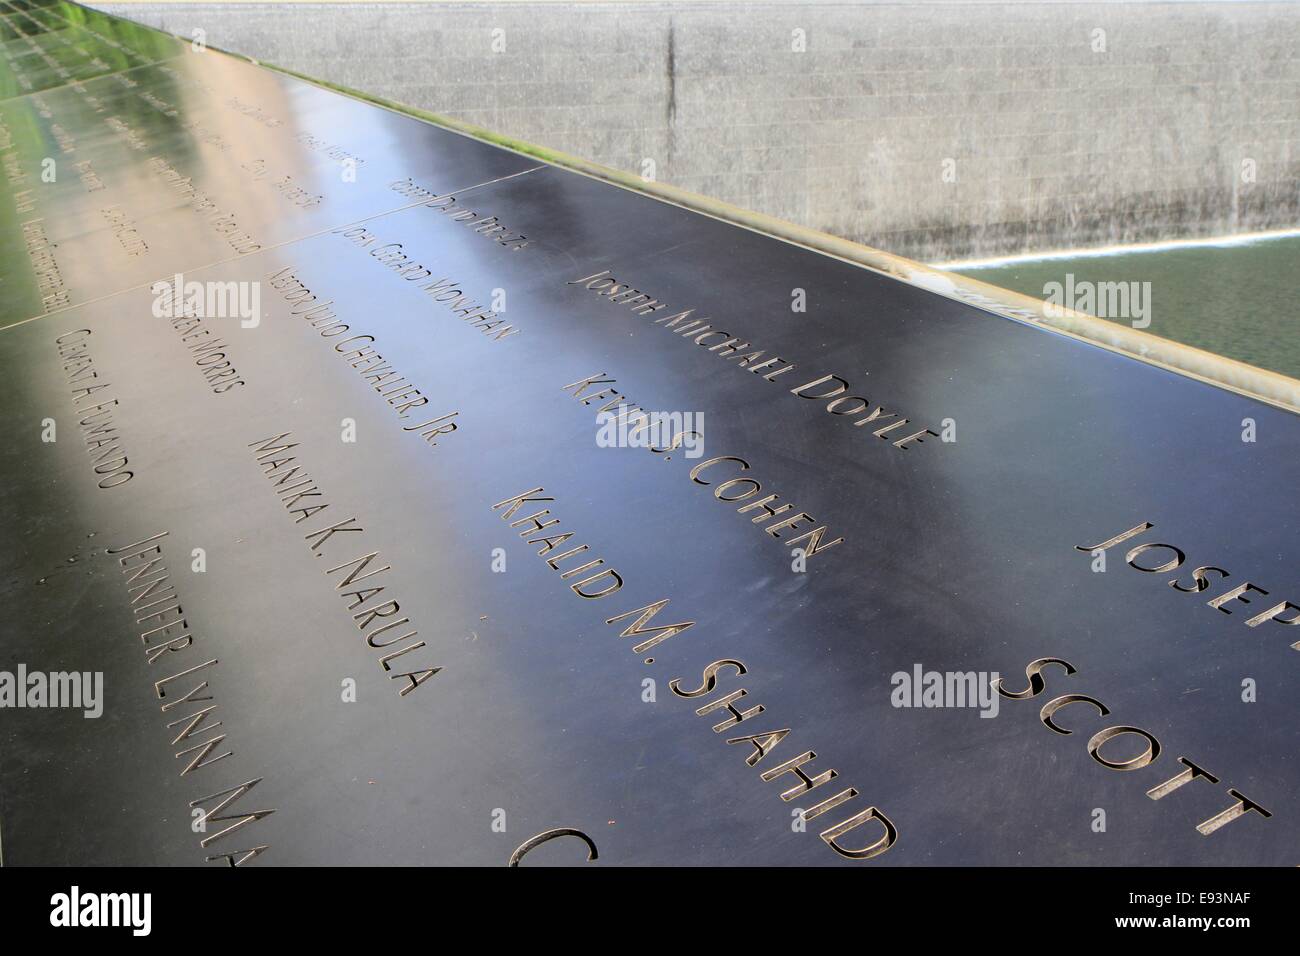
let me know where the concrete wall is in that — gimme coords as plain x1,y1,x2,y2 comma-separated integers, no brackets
94,2,1300,262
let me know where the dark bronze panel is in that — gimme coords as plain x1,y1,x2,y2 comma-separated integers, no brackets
0,1,1295,866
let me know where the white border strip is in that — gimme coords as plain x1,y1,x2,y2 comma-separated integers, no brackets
936,228,1300,271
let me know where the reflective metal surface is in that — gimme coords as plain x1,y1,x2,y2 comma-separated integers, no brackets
0,0,1296,866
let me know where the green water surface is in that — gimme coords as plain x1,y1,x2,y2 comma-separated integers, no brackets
953,236,1300,380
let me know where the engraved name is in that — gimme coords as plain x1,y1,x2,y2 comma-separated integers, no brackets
54,329,133,488
22,217,70,311
150,278,247,395
146,156,261,254
671,658,899,861
564,372,843,560
331,225,521,341
250,432,442,696
266,266,461,447
1077,521,1300,653
997,656,1272,838
107,530,276,866
567,269,937,452
493,484,889,859
492,487,626,600
390,178,529,251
